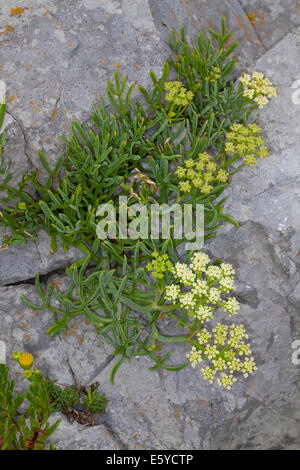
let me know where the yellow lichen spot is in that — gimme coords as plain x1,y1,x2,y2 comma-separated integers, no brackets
10,6,24,15
114,63,121,70
19,352,34,369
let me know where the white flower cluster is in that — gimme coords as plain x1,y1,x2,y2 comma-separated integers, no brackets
186,324,257,390
239,71,277,108
164,252,239,323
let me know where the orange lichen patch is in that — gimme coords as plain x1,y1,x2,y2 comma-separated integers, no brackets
104,13,110,18
203,402,209,406
1,23,14,34
247,12,257,27
114,63,121,70
235,16,262,47
20,322,27,329
78,337,84,346
175,409,180,419
225,33,237,50
9,95,18,103
24,334,31,341
10,6,24,15
134,63,140,69
235,15,252,41
170,10,178,21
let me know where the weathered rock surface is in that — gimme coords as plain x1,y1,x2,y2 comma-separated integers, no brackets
0,0,299,450
239,0,300,49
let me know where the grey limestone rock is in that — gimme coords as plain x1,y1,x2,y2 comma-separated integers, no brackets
0,0,299,450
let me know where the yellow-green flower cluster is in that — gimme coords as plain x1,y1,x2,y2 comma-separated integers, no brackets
146,251,173,279
163,252,240,322
186,323,257,389
164,81,194,107
239,71,277,108
176,152,229,194
225,123,269,167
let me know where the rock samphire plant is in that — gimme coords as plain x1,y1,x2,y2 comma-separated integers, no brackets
0,19,276,387
0,353,60,450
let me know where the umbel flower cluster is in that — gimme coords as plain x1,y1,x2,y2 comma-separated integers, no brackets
164,81,194,107
164,252,240,321
147,252,256,390
186,324,257,390
175,152,229,194
225,123,269,167
208,66,221,83
239,71,277,108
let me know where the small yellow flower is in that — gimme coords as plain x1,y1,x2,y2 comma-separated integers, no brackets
19,353,34,370
24,370,33,379
244,154,257,167
12,351,21,361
